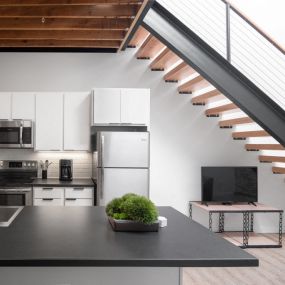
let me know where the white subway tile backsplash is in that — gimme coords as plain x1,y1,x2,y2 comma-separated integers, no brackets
0,150,92,178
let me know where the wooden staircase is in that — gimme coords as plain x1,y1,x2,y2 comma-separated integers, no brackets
127,26,285,175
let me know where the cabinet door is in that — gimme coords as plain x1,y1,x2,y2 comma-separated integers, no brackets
65,198,93,206
121,89,150,125
93,88,121,125
64,92,90,151
12,93,35,120
33,187,64,199
33,198,64,206
0,93,11,120
65,187,93,199
35,93,63,151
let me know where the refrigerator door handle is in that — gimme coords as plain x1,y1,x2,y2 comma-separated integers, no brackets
100,135,105,199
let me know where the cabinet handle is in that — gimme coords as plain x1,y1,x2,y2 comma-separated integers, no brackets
73,187,84,191
66,198,76,201
42,187,53,190
42,198,53,201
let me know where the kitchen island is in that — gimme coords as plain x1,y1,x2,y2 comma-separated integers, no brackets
0,206,258,285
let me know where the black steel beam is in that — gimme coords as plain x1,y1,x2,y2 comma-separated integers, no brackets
142,2,285,146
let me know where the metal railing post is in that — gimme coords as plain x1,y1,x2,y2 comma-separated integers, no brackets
226,2,231,62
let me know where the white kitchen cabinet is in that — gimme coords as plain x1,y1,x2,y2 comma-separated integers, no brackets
64,92,90,151
12,93,35,120
33,187,94,207
35,93,63,151
0,93,11,120
65,187,93,199
92,88,150,126
92,88,121,124
34,198,64,206
33,187,64,199
65,198,93,206
121,89,150,125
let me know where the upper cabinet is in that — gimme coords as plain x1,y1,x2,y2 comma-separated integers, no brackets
0,93,11,120
64,92,90,151
0,93,35,120
92,88,150,126
121,89,150,125
12,93,35,120
92,88,121,125
35,93,64,151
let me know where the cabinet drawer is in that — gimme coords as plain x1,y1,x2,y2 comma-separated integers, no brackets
65,198,93,207
65,187,93,199
33,187,64,199
33,198,64,206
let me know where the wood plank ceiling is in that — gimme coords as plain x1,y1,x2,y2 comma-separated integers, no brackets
0,0,143,51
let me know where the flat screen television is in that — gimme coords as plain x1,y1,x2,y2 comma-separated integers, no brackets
201,167,258,203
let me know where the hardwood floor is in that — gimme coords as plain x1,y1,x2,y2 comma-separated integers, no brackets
183,234,285,285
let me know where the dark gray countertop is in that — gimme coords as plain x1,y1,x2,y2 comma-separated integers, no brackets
32,178,95,187
0,206,258,267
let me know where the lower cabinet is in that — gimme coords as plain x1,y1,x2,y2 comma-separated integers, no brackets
33,187,94,206
65,198,93,207
33,198,64,206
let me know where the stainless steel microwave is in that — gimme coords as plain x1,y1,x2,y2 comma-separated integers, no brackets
0,120,33,149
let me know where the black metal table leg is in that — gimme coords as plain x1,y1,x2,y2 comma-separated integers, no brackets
279,212,283,247
243,212,249,248
250,213,254,232
189,202,192,219
219,212,225,233
209,212,213,231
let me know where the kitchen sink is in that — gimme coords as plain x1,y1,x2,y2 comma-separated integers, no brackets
0,206,23,227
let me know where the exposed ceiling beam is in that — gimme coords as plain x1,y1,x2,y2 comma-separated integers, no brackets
0,39,121,47
0,0,142,5
0,5,140,18
0,18,133,30
0,29,125,40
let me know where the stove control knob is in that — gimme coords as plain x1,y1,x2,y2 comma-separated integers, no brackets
23,162,26,167
27,163,31,167
0,161,3,168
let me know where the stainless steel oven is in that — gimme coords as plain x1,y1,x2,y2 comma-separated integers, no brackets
0,160,37,206
0,188,32,206
0,120,33,149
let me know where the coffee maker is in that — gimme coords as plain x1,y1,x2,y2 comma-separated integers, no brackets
59,159,73,181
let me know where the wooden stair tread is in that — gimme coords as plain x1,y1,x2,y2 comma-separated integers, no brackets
272,167,285,174
205,103,238,116
232,130,269,138
150,48,180,71
136,34,165,59
191,87,220,104
245,144,285,151
128,26,149,47
219,117,253,127
259,155,285,163
164,62,195,82
178,74,205,93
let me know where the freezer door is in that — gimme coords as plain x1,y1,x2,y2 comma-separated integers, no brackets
98,168,149,206
97,132,149,168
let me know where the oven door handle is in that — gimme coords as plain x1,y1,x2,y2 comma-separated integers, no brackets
20,121,23,148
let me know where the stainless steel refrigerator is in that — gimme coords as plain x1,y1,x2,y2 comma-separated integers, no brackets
93,131,150,206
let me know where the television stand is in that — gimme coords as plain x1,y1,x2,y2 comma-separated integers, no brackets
189,201,283,248
222,202,232,206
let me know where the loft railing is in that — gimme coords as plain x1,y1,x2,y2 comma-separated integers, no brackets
157,0,285,110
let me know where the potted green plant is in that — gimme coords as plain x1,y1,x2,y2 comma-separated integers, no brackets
106,193,159,232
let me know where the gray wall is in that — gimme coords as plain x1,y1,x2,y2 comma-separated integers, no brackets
0,49,284,232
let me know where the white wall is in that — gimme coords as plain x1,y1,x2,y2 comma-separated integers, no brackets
229,0,285,48
0,49,284,233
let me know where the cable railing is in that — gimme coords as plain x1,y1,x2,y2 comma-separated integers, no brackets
156,0,285,110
